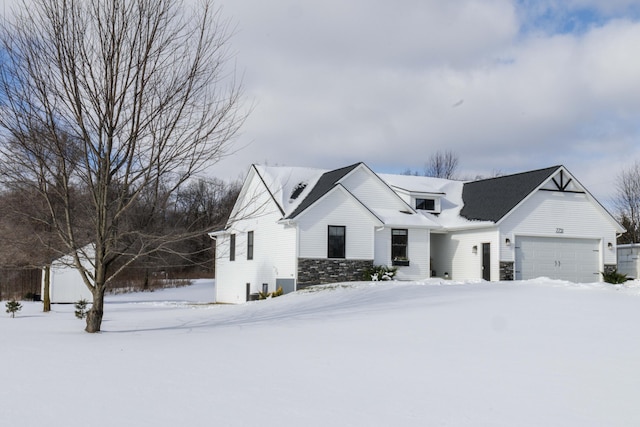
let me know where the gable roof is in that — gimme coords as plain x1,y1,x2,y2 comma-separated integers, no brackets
286,163,361,219
460,166,561,222
252,164,327,217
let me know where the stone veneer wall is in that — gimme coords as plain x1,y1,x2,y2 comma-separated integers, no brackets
297,258,373,289
500,261,514,281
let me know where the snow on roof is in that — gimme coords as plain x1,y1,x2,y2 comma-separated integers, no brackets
374,208,440,228
253,165,327,216
254,164,493,229
380,173,451,195
380,174,493,229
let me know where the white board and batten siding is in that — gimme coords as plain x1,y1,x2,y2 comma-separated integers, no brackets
296,189,375,260
215,174,297,304
499,190,619,282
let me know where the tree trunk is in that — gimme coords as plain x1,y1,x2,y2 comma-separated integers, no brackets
85,286,105,333
42,264,51,312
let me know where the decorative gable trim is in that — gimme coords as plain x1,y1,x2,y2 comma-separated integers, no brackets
496,166,624,233
539,169,585,194
539,167,624,233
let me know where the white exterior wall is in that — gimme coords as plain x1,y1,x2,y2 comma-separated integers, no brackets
374,227,430,280
431,229,499,281
498,191,619,268
215,173,297,304
297,190,375,260
340,168,409,212
42,249,94,303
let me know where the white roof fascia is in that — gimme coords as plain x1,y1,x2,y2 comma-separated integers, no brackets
438,221,496,232
389,185,446,197
208,229,229,238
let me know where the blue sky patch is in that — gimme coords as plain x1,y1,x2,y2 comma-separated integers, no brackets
516,1,640,35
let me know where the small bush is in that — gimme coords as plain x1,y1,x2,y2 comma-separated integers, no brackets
5,300,22,318
74,299,89,319
258,286,284,300
363,265,397,281
602,269,629,284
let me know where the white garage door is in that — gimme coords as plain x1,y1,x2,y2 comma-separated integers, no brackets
515,236,600,283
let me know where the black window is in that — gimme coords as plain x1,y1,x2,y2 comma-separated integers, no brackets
230,234,236,261
328,226,346,258
392,229,408,260
247,231,254,260
416,198,435,211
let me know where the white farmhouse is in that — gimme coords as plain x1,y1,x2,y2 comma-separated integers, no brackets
211,163,624,303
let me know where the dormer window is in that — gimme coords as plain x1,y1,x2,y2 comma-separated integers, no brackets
416,198,436,211
290,182,307,201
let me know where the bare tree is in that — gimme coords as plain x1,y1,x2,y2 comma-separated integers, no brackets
424,150,459,179
0,0,245,332
0,184,68,311
615,162,640,244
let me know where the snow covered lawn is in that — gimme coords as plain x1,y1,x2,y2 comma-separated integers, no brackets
3,278,640,427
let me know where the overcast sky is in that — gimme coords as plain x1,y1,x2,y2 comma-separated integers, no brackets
210,0,640,206
3,0,640,206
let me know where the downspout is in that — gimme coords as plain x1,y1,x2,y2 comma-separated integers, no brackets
210,236,217,279
295,223,300,290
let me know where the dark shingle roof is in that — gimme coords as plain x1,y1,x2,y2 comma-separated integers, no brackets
460,166,561,222
286,163,362,219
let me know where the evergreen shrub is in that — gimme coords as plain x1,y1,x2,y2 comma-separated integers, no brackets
363,265,397,281
602,269,629,284
5,300,22,318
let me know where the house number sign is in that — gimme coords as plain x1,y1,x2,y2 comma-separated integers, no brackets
556,228,564,234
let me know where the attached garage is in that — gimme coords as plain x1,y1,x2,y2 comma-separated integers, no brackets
515,236,600,283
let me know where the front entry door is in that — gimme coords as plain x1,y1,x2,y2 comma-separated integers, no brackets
482,243,491,281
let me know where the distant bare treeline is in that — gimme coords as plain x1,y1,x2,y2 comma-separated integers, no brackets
0,178,240,300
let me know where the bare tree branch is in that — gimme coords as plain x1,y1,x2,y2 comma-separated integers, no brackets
615,162,640,244
424,150,459,179
0,0,246,332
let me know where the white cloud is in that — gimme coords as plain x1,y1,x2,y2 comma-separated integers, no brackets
1,0,638,206
210,0,640,207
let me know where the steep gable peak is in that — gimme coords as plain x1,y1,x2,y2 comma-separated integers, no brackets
539,167,584,193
